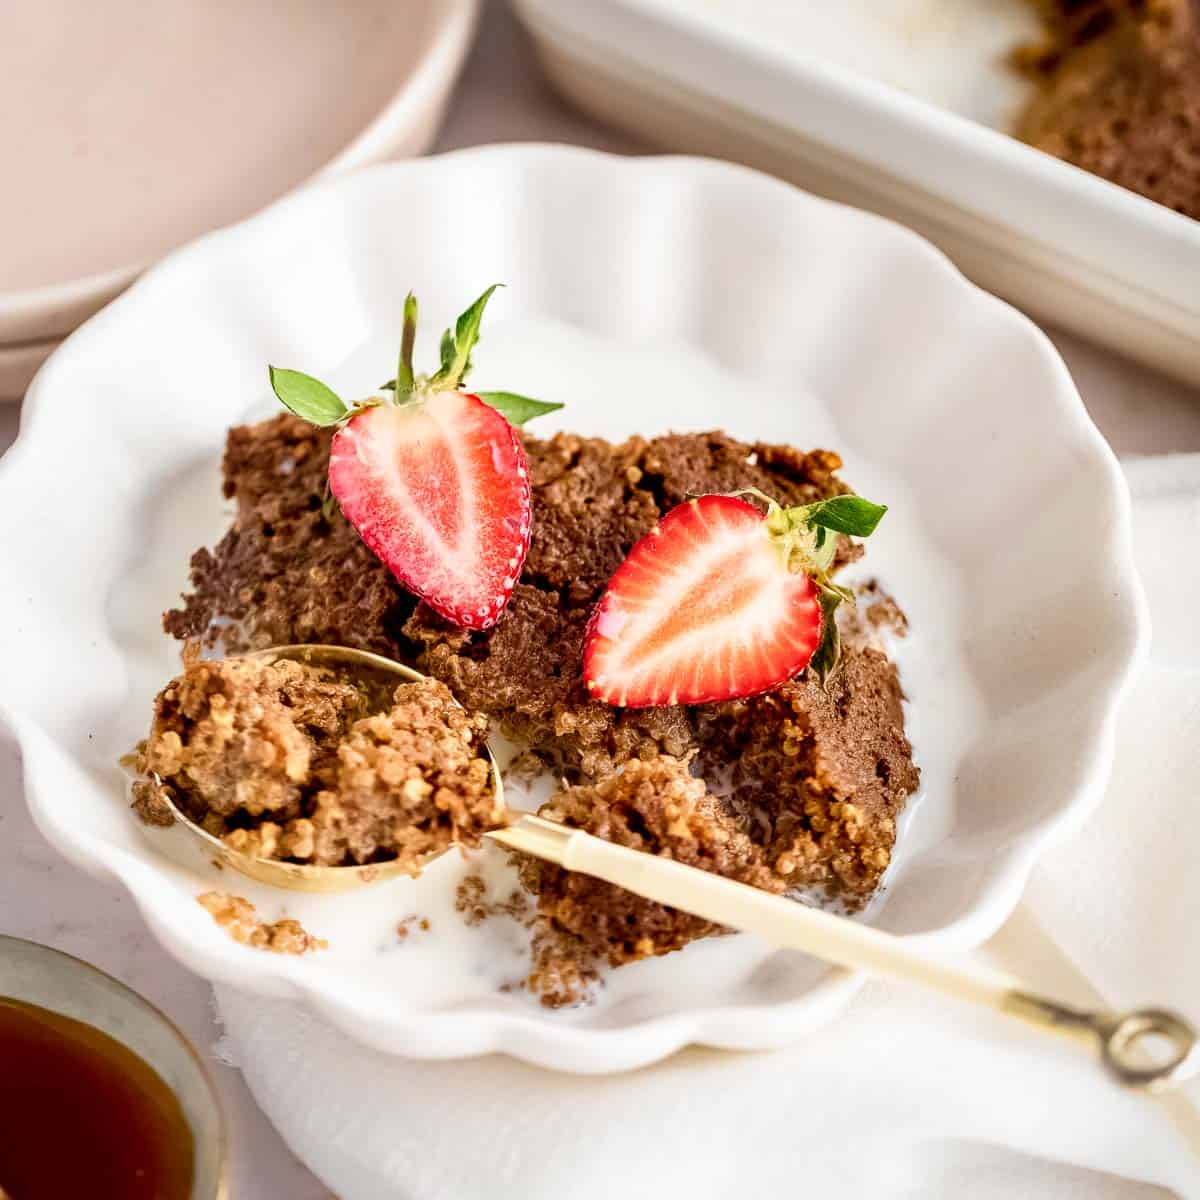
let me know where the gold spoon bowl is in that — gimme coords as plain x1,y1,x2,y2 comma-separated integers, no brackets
159,644,505,894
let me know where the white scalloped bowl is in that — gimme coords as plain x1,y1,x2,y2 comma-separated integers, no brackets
0,146,1145,1073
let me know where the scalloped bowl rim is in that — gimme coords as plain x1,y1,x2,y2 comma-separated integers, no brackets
0,145,1148,1073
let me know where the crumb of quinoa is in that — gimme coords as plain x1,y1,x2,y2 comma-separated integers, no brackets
856,579,910,639
455,875,489,927
526,922,602,1009
129,655,500,874
197,892,326,954
455,875,531,927
396,915,431,940
500,749,546,787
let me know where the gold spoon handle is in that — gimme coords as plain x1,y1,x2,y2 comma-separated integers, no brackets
1003,993,1198,1089
490,816,1198,1090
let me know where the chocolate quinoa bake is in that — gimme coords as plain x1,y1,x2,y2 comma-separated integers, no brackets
696,644,914,900
1015,0,1200,218
522,756,786,1002
131,655,500,873
166,414,920,1002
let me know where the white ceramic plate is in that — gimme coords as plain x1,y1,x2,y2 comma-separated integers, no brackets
0,0,479,355
0,146,1145,1073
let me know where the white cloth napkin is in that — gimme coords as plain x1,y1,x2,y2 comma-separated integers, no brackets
215,455,1200,1200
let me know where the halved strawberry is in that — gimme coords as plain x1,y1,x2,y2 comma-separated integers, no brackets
267,285,562,631
328,391,530,629
584,490,887,707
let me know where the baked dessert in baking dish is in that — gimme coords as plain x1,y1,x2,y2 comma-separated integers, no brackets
1016,0,1200,218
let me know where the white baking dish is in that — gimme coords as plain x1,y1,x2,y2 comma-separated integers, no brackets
515,0,1200,386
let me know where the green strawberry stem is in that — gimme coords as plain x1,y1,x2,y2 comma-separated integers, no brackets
268,283,563,429
736,487,888,683
396,291,418,397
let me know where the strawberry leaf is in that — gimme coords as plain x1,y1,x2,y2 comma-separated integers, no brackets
796,495,888,538
269,367,347,426
432,284,502,387
374,383,561,426
476,392,564,427
439,328,456,375
809,587,846,684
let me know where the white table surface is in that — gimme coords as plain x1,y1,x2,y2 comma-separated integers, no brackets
1,2,1198,1195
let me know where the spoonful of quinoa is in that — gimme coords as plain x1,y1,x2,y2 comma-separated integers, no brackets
129,645,507,888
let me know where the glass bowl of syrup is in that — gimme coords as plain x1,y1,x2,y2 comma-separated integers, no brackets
0,935,226,1199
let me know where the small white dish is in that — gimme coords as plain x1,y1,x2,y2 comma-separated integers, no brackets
0,0,479,350
0,146,1145,1072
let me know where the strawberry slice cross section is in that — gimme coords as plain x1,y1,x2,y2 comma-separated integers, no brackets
268,285,561,631
585,489,888,707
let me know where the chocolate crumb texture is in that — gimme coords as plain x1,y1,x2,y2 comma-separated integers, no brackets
519,756,784,1005
130,777,176,828
854,580,910,641
455,875,531,927
527,923,602,1009
1015,0,1200,218
697,647,919,902
455,875,490,927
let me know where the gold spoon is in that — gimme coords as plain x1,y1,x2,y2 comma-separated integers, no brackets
490,816,1199,1091
159,644,504,894
158,644,1197,1090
